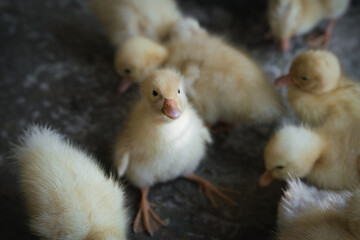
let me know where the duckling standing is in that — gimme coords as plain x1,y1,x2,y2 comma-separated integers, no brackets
115,21,285,126
89,0,182,92
13,126,128,240
268,0,351,51
259,119,360,190
114,69,237,235
275,49,360,127
277,178,360,240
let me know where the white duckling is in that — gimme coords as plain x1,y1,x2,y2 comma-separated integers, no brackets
12,125,128,240
114,69,237,235
275,49,360,127
259,120,360,190
277,178,360,240
268,0,351,51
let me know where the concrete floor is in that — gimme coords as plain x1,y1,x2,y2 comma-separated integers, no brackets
0,0,359,239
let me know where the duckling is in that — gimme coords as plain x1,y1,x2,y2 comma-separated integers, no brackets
114,36,169,93
259,120,360,190
115,26,285,125
166,30,286,125
277,178,360,240
268,0,351,51
13,125,128,240
89,0,181,47
275,49,360,127
114,69,237,235
114,17,206,93
89,0,182,93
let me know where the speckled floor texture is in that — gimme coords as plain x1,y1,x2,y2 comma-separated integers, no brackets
1,1,360,239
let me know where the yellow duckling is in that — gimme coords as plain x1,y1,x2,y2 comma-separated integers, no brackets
114,69,236,235
277,178,360,240
268,0,351,51
13,125,128,240
89,0,182,92
114,17,206,93
259,119,360,190
275,49,360,127
115,21,285,125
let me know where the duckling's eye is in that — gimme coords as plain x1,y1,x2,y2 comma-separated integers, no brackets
124,69,131,74
275,166,284,170
301,76,308,81
152,90,158,96
178,89,180,94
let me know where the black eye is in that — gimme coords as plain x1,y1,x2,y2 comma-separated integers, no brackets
301,77,308,81
125,69,131,74
152,90,158,96
178,89,180,94
275,166,284,170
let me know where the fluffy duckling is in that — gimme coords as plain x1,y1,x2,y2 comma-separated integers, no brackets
115,25,285,125
259,120,360,190
13,126,128,240
268,0,351,51
89,0,182,93
114,36,169,92
275,50,360,127
165,30,285,125
114,69,237,235
114,17,206,93
89,0,181,47
277,178,360,240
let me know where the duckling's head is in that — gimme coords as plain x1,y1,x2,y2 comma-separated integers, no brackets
275,50,342,94
259,125,323,187
268,0,300,51
115,36,168,93
141,68,187,121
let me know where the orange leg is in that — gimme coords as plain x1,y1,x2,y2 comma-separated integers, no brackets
322,18,337,48
307,19,337,49
185,174,240,208
133,187,164,236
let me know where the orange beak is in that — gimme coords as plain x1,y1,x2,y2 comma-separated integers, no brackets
274,74,293,87
118,78,133,93
278,39,290,52
259,170,275,187
162,99,181,120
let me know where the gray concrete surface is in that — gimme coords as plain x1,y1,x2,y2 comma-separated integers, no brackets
0,0,359,239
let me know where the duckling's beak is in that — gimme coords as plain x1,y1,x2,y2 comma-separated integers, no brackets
162,99,181,120
274,74,293,87
278,39,290,52
118,78,133,93
259,170,274,187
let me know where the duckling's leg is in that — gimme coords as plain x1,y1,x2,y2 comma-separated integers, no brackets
133,187,164,236
306,19,337,49
322,19,337,48
185,174,240,208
